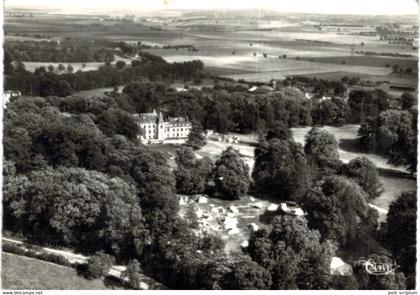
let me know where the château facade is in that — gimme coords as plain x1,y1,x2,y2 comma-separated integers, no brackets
134,110,192,144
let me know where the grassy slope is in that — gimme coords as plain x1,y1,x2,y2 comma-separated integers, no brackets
2,252,123,290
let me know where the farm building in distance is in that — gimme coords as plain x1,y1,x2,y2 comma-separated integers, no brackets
134,110,192,144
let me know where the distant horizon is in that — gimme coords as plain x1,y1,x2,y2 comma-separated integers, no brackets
4,6,420,17
4,0,419,16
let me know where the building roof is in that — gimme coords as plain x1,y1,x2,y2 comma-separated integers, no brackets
134,110,163,124
134,111,190,126
168,117,189,124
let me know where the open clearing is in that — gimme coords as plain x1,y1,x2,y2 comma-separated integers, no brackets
178,194,274,253
196,125,415,222
291,125,416,222
1,252,122,290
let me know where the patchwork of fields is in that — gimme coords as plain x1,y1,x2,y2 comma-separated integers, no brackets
6,14,418,83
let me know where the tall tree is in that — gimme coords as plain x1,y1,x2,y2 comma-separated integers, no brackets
253,138,311,202
383,191,416,289
340,157,383,200
301,176,378,248
304,128,341,176
213,147,249,200
247,215,336,289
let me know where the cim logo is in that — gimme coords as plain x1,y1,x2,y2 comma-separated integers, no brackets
357,258,399,276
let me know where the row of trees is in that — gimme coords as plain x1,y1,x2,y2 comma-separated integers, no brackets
5,53,204,97
120,79,414,138
120,80,351,136
5,40,115,63
175,146,249,200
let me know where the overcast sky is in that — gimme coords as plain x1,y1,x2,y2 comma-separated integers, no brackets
5,0,419,15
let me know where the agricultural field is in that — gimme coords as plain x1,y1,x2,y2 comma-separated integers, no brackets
291,71,418,96
301,55,418,70
144,35,405,81
5,12,418,86
2,253,123,290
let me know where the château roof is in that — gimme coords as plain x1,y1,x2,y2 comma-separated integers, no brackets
133,110,191,126
134,109,163,124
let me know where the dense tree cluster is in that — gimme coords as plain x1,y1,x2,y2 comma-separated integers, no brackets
3,42,416,289
2,94,273,290
358,109,417,173
304,128,341,176
247,215,336,289
353,252,407,289
5,53,204,97
339,157,383,199
301,176,378,247
174,147,213,195
121,81,335,136
4,165,147,255
5,39,115,63
382,192,417,289
213,147,250,200
347,89,392,123
85,252,115,279
186,124,207,150
311,97,350,126
253,137,311,202
251,123,404,289
284,76,350,96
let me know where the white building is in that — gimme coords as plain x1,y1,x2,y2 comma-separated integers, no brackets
134,110,192,144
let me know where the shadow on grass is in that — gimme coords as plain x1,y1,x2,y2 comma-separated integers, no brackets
336,236,386,266
258,209,285,225
338,138,370,154
75,263,89,279
75,264,132,289
377,167,413,179
103,276,131,290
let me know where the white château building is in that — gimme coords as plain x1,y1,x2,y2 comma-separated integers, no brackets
133,110,192,144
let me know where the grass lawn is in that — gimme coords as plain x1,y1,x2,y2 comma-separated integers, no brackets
2,252,124,290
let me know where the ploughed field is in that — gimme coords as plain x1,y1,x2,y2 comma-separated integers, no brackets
6,14,417,83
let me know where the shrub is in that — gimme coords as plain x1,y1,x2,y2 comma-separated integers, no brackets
85,252,115,279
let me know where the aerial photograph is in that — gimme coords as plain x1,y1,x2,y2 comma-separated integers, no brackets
1,0,418,291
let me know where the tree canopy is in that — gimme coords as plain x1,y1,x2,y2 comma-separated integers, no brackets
213,147,250,199
247,215,336,289
253,138,311,202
